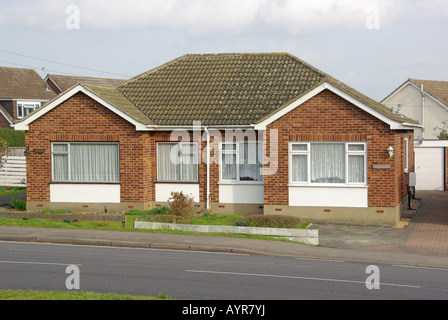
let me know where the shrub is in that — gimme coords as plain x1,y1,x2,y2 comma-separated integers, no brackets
242,215,302,229
9,199,26,211
126,206,172,216
168,192,195,219
0,129,25,147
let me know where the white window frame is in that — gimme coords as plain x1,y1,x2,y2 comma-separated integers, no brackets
219,141,263,184
156,142,199,183
289,142,367,186
17,101,41,119
51,142,120,183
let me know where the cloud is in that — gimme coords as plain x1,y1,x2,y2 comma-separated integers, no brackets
0,0,447,33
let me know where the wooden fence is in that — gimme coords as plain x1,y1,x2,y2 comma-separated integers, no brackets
0,156,26,187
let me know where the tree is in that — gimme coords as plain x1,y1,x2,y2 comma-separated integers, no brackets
433,121,448,140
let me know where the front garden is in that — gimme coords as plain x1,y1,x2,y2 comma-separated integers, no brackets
0,191,315,244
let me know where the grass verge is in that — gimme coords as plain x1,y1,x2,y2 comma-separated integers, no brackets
0,289,171,300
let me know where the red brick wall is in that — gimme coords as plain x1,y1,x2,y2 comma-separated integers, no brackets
264,89,414,208
25,92,151,204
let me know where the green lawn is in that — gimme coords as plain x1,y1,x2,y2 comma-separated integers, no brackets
0,187,26,197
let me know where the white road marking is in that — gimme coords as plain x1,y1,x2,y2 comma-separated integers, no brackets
186,269,421,288
0,260,81,267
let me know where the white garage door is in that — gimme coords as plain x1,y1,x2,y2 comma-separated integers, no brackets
415,147,444,191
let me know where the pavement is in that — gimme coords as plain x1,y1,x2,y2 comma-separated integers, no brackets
0,191,447,269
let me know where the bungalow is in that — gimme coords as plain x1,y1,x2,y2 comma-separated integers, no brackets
14,53,420,226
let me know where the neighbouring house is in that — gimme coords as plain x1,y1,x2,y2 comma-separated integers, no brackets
14,53,420,226
44,74,126,95
382,79,448,191
0,66,56,128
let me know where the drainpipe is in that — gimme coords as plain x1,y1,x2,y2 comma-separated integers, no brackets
421,84,425,140
204,126,210,211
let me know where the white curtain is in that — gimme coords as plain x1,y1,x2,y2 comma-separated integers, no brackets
222,153,237,180
70,144,119,182
291,154,307,182
311,143,345,183
53,144,69,181
348,155,365,183
181,144,198,181
158,144,180,181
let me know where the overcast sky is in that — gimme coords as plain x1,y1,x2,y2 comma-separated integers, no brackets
0,0,446,101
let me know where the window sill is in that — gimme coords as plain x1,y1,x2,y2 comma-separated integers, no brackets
155,181,199,184
288,183,368,188
49,181,121,185
219,181,264,185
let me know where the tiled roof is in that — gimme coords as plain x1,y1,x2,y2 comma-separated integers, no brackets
81,83,155,126
47,74,126,92
409,78,448,108
117,53,327,126
0,66,56,100
116,53,417,126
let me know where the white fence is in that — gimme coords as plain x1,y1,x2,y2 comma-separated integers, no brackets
0,156,26,187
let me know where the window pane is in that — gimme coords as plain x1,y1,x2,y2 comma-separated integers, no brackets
53,144,68,153
348,155,365,183
70,144,119,182
158,144,180,181
292,154,307,182
311,143,345,183
53,154,68,181
222,153,237,180
182,152,198,181
239,142,263,181
348,144,365,151
222,143,236,151
292,144,307,151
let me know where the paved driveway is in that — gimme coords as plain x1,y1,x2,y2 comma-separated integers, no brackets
315,191,448,256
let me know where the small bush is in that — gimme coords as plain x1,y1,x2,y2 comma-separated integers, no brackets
9,199,26,211
242,215,303,229
168,192,195,222
126,206,172,216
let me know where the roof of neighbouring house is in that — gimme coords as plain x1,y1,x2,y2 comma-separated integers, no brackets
0,66,56,100
46,74,127,92
409,78,448,108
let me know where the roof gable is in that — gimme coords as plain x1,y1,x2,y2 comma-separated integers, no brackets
14,83,152,131
409,78,448,109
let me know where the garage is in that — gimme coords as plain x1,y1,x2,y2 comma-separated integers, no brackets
414,147,446,191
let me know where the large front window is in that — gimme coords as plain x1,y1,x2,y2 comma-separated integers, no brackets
221,141,263,182
52,143,119,182
290,142,366,185
157,142,198,182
